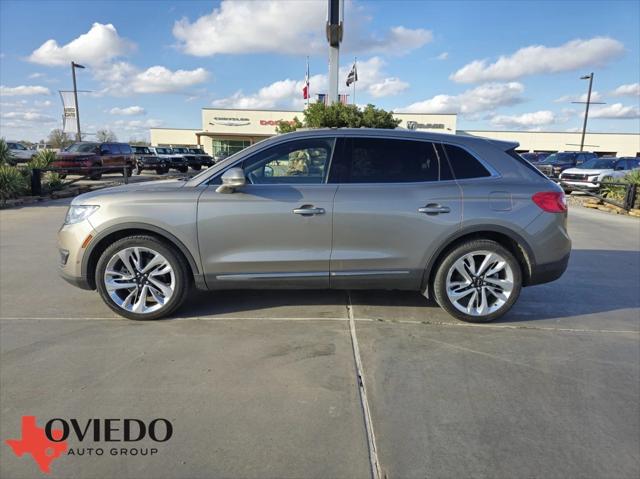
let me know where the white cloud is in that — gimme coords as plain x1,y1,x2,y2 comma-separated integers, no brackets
1,111,56,123
109,106,146,116
554,91,603,103
112,118,164,129
368,77,409,98
490,110,557,129
611,83,640,97
451,37,624,83
131,66,209,93
173,0,430,56
590,103,639,119
0,85,51,96
93,62,210,95
28,23,133,66
28,73,45,79
399,82,525,115
211,57,409,108
436,52,449,60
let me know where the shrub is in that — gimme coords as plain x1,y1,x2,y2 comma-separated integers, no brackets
28,149,57,169
0,164,28,204
0,139,13,166
44,172,64,192
601,170,640,201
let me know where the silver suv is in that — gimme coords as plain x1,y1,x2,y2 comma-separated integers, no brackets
58,129,571,322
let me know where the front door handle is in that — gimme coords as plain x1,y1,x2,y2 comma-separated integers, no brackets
418,204,451,215
293,205,325,216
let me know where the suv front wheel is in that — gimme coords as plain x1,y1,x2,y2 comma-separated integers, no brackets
95,235,190,320
433,239,522,322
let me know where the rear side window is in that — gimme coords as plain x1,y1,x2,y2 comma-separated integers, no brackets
101,144,115,154
505,149,547,179
443,144,491,179
332,137,453,183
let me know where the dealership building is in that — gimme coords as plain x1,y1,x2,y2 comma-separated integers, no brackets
150,108,640,159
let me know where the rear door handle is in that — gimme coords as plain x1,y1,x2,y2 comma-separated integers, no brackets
293,205,325,216
418,204,450,215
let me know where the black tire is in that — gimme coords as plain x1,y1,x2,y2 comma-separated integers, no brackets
191,164,202,171
432,239,522,323
133,164,141,175
95,235,191,320
59,174,67,179
178,166,188,173
89,165,102,181
156,167,169,175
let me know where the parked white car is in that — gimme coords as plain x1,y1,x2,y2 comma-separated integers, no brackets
6,141,36,164
560,157,640,191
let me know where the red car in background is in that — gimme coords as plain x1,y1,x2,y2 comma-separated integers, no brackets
52,142,134,180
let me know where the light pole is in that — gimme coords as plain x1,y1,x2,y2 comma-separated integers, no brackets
71,61,85,141
326,0,343,104
578,73,593,152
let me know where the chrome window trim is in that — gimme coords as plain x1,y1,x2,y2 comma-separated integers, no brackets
216,272,328,280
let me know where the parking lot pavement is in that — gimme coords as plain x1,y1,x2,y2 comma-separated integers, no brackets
1,199,639,478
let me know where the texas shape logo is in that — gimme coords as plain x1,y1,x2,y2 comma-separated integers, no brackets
5,416,68,474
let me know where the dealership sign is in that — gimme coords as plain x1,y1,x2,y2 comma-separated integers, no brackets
5,416,173,474
210,116,251,126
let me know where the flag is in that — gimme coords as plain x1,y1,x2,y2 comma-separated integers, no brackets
346,62,358,87
302,57,310,100
59,91,77,134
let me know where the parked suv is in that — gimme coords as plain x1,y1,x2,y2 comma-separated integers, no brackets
131,145,168,175
58,129,570,322
536,151,597,178
150,147,189,173
171,147,202,170
187,147,214,168
52,142,134,180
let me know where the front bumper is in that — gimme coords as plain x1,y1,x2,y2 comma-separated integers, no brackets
57,219,97,290
559,179,600,190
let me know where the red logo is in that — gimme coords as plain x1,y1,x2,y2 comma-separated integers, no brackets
5,416,67,474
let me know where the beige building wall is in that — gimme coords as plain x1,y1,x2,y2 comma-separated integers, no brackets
150,128,199,148
463,130,640,157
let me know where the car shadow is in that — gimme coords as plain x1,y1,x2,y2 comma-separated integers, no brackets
172,249,639,323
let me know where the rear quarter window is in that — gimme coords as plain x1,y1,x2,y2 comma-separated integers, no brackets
505,149,547,179
443,144,491,179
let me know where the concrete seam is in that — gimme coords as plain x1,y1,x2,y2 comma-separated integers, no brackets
346,291,383,479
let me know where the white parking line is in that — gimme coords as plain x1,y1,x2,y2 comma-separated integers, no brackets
346,292,383,479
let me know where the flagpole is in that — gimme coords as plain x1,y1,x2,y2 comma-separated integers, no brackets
306,56,310,108
353,57,356,105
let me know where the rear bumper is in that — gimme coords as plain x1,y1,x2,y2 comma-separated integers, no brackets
527,252,570,286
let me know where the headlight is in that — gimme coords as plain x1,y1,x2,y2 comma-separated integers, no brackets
588,175,599,182
65,205,99,225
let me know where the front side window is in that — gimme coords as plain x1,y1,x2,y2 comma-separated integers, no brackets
331,137,451,183
66,142,99,153
242,138,334,184
443,144,491,179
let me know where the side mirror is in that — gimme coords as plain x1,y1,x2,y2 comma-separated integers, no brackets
216,167,246,193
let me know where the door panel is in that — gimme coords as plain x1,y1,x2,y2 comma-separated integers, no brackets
198,183,337,289
330,182,461,289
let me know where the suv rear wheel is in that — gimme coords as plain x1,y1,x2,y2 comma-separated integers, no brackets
433,239,522,322
95,235,190,320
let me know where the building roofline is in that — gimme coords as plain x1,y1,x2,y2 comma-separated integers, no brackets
462,129,640,136
150,127,199,131
201,107,457,116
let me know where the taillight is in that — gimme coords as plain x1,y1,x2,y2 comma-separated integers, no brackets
532,191,567,213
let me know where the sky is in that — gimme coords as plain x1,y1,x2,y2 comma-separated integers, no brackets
0,0,639,142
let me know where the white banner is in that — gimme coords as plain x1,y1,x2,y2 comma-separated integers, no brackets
59,91,77,134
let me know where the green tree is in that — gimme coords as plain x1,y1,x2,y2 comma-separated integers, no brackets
129,137,151,146
48,129,73,150
275,117,303,134
278,102,401,133
96,129,117,142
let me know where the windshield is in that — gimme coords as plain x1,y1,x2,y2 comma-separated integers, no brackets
173,148,188,153
542,153,575,164
189,148,205,154
133,146,151,154
154,147,171,154
65,142,99,153
576,158,615,170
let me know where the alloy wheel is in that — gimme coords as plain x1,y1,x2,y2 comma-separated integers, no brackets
445,250,514,317
104,246,175,314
